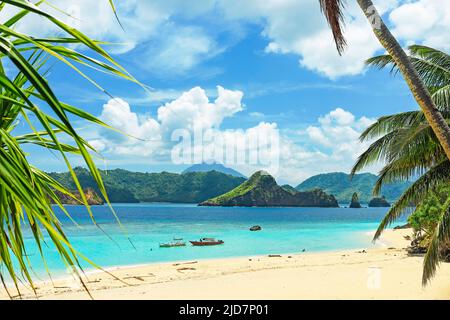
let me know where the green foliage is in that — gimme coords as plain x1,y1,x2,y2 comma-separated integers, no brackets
0,1,136,297
296,172,410,203
408,186,450,243
49,167,246,203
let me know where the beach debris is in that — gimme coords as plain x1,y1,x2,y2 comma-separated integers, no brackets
122,275,155,281
268,254,282,257
173,261,198,266
87,279,101,284
287,256,292,258
177,267,196,273
250,225,262,231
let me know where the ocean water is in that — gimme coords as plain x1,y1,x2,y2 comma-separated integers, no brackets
18,203,401,280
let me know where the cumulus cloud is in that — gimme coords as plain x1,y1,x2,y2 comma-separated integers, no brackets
390,0,450,51
0,1,220,72
157,86,243,135
97,98,162,156
92,86,244,157
89,87,377,185
304,107,376,170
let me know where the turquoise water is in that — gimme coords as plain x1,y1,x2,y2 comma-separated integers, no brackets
19,203,400,280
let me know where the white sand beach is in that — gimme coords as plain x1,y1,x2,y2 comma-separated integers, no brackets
2,228,450,300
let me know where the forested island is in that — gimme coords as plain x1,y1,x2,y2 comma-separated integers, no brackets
199,171,339,207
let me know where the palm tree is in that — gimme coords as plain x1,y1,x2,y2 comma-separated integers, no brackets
319,0,450,161
351,45,450,285
0,1,138,298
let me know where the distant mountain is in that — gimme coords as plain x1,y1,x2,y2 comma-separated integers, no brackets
182,163,246,178
199,171,338,207
49,167,246,204
296,172,411,203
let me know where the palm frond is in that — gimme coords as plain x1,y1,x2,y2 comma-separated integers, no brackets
319,0,347,55
0,0,135,297
366,46,450,90
422,200,450,285
373,160,450,241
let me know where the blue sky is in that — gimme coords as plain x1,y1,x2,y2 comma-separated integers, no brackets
6,0,449,185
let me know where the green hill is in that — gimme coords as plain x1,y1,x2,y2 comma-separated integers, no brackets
295,172,411,203
49,167,246,203
199,171,338,207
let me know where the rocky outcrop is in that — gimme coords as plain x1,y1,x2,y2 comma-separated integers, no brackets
51,188,104,205
199,171,339,207
349,192,362,208
368,196,391,207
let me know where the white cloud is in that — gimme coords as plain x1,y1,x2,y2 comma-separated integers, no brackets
141,26,222,75
157,86,243,135
89,88,377,185
3,0,448,78
97,98,162,156
390,0,450,51
217,0,386,79
0,1,220,72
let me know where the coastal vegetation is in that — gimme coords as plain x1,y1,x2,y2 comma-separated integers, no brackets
352,45,450,284
199,171,339,207
296,172,410,203
320,0,450,284
0,1,134,297
49,167,246,204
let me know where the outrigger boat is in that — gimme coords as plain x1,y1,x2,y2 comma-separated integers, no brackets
159,238,186,248
189,238,224,246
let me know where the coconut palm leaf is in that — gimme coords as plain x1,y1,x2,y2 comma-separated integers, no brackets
367,45,450,98
373,160,450,241
319,0,347,54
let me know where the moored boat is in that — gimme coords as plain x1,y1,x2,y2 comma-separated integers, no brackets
189,238,224,246
159,238,186,248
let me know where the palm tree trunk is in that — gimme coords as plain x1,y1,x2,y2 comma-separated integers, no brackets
357,0,450,161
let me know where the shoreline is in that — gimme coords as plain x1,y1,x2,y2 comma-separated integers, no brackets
17,229,381,285
2,228,450,300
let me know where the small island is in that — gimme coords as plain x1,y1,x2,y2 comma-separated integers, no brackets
368,196,391,207
349,192,362,208
199,171,339,207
